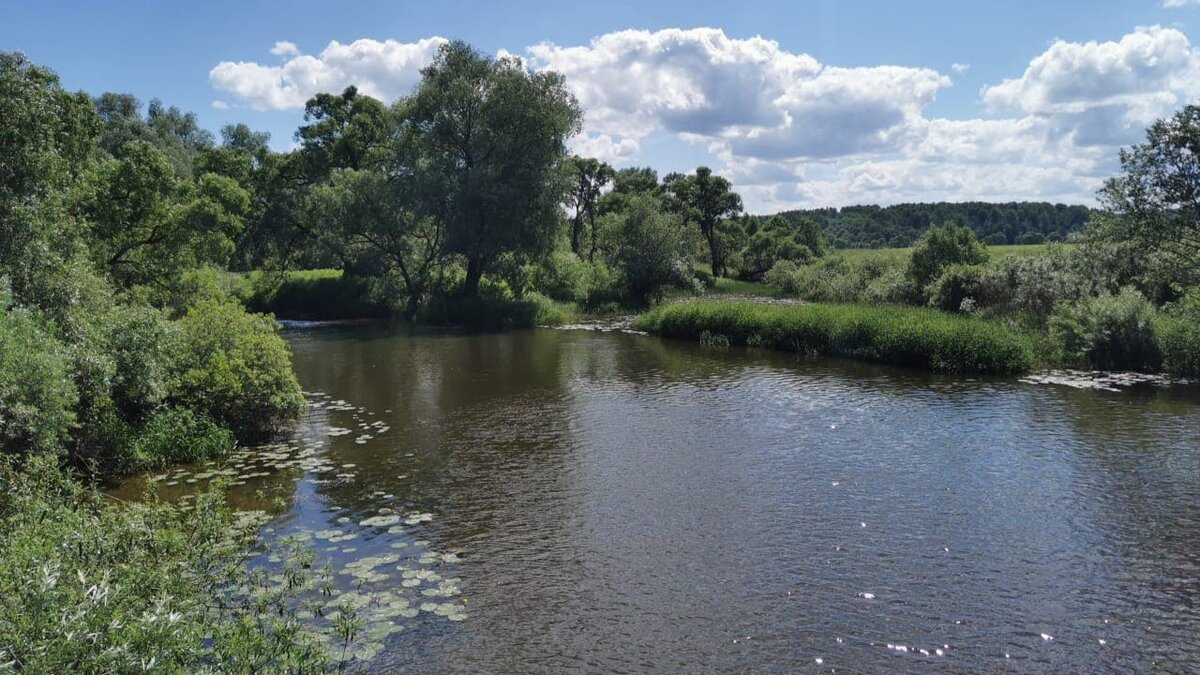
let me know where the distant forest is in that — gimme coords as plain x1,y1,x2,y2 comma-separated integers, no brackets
768,202,1095,249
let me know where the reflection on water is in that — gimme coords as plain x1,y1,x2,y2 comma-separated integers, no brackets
114,323,1200,673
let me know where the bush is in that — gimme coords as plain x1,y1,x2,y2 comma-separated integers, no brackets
0,457,330,672
173,300,305,442
637,300,1035,374
907,223,988,290
531,248,590,302
611,196,691,304
1157,315,1200,376
0,302,76,459
1156,289,1200,376
1050,288,1162,371
126,407,235,471
928,264,985,312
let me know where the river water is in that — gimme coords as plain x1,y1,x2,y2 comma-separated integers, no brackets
113,323,1200,673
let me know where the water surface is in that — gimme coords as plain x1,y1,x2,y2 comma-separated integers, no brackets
115,324,1200,672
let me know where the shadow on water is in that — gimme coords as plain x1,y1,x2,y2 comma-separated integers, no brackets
113,324,1200,673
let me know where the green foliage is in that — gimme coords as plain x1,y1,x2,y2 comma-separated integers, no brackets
1050,289,1163,372
773,202,1093,250
1155,291,1200,376
420,291,575,330
563,156,616,259
664,167,743,277
244,269,389,320
1100,104,1200,288
0,457,330,672
81,141,248,296
907,223,989,290
928,264,986,312
638,301,1035,374
611,196,692,304
405,41,582,297
0,298,76,459
127,407,234,471
174,301,304,442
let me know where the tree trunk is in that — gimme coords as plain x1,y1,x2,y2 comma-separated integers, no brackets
463,255,485,298
588,210,597,262
708,234,720,278
571,214,584,257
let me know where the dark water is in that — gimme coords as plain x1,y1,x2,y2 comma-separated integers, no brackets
114,324,1200,673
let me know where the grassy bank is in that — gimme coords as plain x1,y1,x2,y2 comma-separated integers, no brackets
239,269,390,320
637,300,1036,375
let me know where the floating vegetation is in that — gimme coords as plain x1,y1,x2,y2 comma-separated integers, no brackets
1020,369,1194,391
110,389,470,668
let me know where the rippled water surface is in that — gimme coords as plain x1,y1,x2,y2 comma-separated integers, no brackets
114,324,1200,672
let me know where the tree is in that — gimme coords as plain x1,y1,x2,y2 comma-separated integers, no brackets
0,52,100,304
663,166,743,277
82,141,248,294
906,223,988,289
295,86,391,180
736,215,817,281
1100,104,1200,288
611,195,690,304
403,41,582,297
563,156,615,259
305,169,444,318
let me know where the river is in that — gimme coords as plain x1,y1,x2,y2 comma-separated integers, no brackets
112,323,1200,672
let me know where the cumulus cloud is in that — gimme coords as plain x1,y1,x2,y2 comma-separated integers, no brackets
209,26,1200,210
270,41,300,57
210,37,448,109
527,28,949,161
983,26,1196,115
1164,0,1200,7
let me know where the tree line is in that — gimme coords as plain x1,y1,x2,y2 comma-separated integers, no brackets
770,202,1095,250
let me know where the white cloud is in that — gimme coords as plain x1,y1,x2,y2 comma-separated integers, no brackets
210,37,448,110
568,132,640,164
1164,0,1200,7
983,26,1196,116
527,28,948,161
209,26,1200,211
270,41,300,57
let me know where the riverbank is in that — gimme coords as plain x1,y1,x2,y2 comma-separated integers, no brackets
636,300,1036,375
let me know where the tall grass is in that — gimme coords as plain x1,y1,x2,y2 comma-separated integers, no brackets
241,269,389,320
419,292,576,330
637,301,1035,374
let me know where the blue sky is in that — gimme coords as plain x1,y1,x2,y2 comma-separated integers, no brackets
4,1,1199,211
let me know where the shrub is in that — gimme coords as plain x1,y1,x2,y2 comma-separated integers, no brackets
0,302,76,459
1156,289,1200,376
1050,288,1162,371
637,300,1035,374
173,300,304,442
531,248,590,302
611,196,691,305
107,304,179,422
126,407,235,471
928,264,985,312
0,457,330,672
907,223,989,290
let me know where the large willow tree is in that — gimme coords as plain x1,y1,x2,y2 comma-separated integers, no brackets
403,42,582,297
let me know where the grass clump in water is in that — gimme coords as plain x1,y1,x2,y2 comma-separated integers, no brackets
637,300,1035,374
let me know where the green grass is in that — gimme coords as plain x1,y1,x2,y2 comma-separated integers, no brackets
710,277,782,297
637,300,1036,374
240,269,389,320
419,292,577,330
